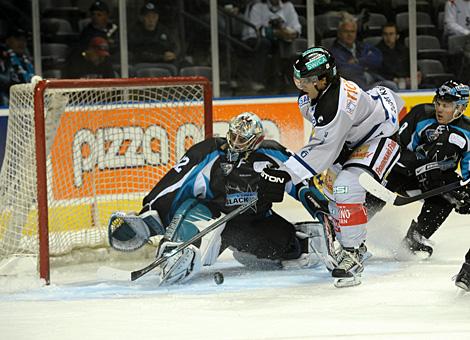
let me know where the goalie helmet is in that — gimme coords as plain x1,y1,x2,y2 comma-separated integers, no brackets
293,46,337,84
226,112,264,154
434,80,469,120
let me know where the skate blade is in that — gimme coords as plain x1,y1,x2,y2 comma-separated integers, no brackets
455,282,470,292
334,274,362,288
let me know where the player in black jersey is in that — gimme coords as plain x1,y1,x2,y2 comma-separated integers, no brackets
373,80,470,257
455,249,470,291
107,112,330,284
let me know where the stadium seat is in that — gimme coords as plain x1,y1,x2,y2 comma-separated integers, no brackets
279,38,308,58
133,63,178,77
135,67,172,78
41,18,78,43
42,7,84,32
315,12,341,39
405,35,447,60
320,37,336,50
363,36,382,47
447,35,467,55
362,13,387,36
179,66,212,81
42,43,69,68
396,12,436,35
417,59,454,88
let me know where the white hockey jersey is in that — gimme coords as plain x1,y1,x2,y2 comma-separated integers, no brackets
444,0,470,36
284,77,404,183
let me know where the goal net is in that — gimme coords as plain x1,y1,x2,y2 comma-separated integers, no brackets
0,77,212,283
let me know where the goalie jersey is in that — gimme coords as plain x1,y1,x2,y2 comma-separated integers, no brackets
140,137,297,226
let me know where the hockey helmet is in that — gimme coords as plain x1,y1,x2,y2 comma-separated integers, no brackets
227,112,264,153
293,46,337,84
434,80,469,120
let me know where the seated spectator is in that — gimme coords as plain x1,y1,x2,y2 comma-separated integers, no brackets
129,1,179,66
0,27,34,106
241,0,301,92
444,0,470,83
63,36,115,79
444,0,470,38
376,22,416,89
329,12,383,89
79,1,119,59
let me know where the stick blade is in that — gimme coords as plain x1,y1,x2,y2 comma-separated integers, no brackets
358,172,396,204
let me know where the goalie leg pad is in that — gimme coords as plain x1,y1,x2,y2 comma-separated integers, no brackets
157,242,202,286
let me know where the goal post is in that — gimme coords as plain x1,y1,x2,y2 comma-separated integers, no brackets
0,77,212,284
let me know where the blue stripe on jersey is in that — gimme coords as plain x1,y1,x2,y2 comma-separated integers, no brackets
370,94,390,121
256,147,290,162
169,150,220,220
412,118,436,150
294,153,318,177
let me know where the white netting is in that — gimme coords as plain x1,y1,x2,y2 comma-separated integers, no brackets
0,79,210,263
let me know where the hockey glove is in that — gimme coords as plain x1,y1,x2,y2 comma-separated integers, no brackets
449,185,470,214
415,162,458,192
259,167,291,203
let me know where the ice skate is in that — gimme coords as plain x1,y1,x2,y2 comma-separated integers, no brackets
455,263,470,292
403,221,433,258
332,244,369,288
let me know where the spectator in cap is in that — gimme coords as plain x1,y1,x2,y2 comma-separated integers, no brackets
129,1,181,68
79,0,119,61
64,36,115,79
0,26,34,106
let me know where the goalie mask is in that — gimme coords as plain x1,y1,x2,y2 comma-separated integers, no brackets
293,47,337,89
226,112,264,161
433,80,469,122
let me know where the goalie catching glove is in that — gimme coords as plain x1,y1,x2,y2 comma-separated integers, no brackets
108,210,165,252
259,167,291,202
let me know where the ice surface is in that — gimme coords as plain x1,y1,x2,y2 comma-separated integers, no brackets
0,197,469,340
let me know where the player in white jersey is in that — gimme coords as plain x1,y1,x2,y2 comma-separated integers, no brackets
444,0,470,37
282,47,405,284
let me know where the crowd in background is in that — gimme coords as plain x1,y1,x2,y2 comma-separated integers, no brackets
0,0,469,104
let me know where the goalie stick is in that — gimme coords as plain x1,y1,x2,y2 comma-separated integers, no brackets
130,198,258,281
359,172,470,206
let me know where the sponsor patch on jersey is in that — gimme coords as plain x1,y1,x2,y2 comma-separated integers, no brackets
226,192,257,206
253,161,271,173
333,186,349,194
298,94,309,107
349,144,373,160
449,132,466,149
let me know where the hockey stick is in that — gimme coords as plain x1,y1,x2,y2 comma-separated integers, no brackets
130,198,258,281
359,172,470,206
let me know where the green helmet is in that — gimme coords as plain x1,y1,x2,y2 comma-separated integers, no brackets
293,46,337,83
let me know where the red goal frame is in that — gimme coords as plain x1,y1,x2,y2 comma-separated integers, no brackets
33,77,212,284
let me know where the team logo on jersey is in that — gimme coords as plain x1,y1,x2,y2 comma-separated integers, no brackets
225,192,257,206
220,162,234,176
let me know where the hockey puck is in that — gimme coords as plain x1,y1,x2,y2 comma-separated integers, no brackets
214,271,224,285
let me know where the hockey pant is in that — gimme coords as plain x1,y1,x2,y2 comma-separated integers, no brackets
324,137,400,248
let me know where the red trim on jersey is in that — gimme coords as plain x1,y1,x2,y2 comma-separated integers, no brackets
337,203,368,226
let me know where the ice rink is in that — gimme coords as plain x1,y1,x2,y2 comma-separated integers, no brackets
0,197,469,340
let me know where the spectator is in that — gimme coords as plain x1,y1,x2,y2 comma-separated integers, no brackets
376,22,417,89
241,0,301,92
444,0,470,38
129,1,179,66
79,1,119,59
63,36,115,79
329,12,383,89
0,27,34,106
444,0,470,83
